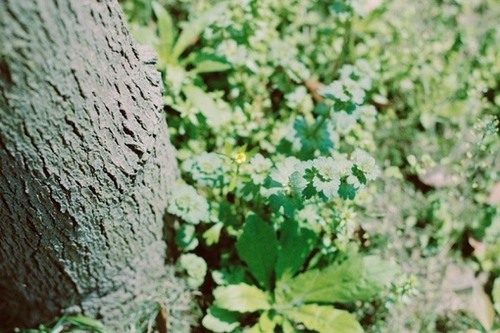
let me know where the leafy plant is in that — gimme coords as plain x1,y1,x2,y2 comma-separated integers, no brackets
21,315,112,333
202,215,397,333
118,0,500,332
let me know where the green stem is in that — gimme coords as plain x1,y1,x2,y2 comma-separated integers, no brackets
311,114,328,136
331,17,353,77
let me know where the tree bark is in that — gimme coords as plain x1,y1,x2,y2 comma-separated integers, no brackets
0,0,182,331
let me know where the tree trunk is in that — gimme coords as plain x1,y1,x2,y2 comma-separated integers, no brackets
0,0,183,331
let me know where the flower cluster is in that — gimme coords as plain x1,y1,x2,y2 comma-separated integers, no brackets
167,182,210,225
267,150,379,202
182,152,230,187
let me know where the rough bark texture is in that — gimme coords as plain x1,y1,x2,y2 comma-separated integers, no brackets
0,0,180,331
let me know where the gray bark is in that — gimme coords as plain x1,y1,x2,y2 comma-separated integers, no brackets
0,0,181,331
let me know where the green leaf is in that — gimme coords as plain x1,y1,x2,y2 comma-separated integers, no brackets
214,283,271,313
236,215,278,290
202,307,240,333
247,312,278,333
293,117,333,159
284,304,363,333
276,220,318,281
493,277,500,314
279,255,398,305
195,60,232,74
338,181,357,200
151,2,175,64
65,316,112,333
212,266,247,286
203,222,224,245
268,193,303,217
182,84,219,123
281,318,297,333
172,1,229,59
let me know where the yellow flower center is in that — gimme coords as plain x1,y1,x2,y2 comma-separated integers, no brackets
234,152,247,164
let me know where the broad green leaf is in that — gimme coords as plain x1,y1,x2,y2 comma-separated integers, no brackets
214,283,271,313
172,1,229,59
236,215,278,290
284,304,363,333
202,307,240,333
195,60,232,73
281,318,297,333
182,84,219,123
276,219,318,281
279,255,398,305
245,312,278,333
494,277,500,314
151,2,175,64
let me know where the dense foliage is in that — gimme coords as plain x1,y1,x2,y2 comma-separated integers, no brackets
24,0,499,332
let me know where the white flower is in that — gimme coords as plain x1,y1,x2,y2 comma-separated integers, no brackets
291,160,313,194
312,157,342,199
270,157,300,184
358,105,377,124
336,157,354,177
352,149,380,180
185,152,229,186
315,157,340,179
286,86,308,109
268,157,302,195
353,60,374,90
248,154,273,185
341,74,366,105
284,121,303,151
333,111,357,133
340,64,356,78
168,183,210,224
179,253,207,289
297,204,324,232
313,177,340,199
217,40,248,66
319,81,349,102
352,0,383,17
346,174,361,188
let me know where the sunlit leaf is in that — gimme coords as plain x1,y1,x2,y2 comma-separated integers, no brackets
151,2,175,65
195,60,232,74
214,284,271,313
279,255,398,304
284,304,363,333
202,307,240,333
493,278,500,314
182,84,220,123
172,2,229,59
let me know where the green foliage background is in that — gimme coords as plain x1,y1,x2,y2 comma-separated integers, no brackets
24,0,500,332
